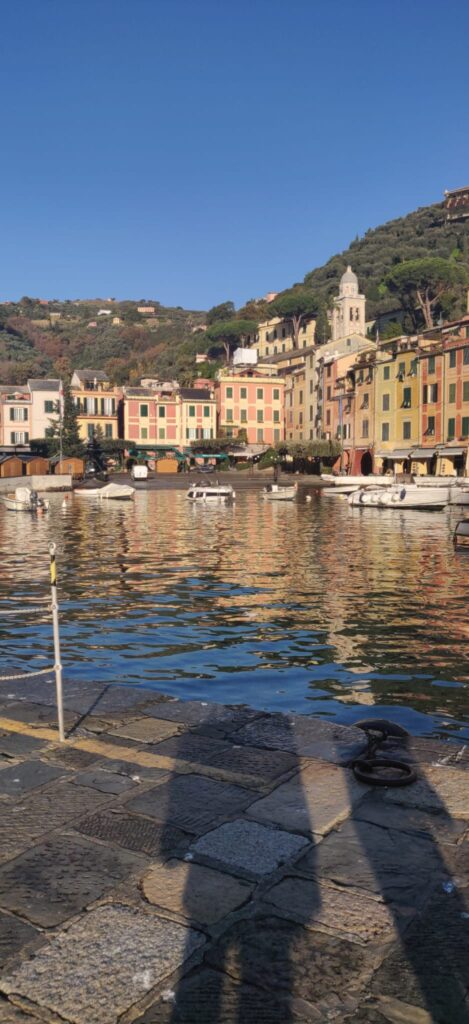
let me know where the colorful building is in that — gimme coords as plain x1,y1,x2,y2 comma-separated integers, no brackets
122,381,217,450
0,386,31,448
216,370,284,445
71,369,121,441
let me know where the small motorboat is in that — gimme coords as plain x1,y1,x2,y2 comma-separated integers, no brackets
454,519,469,546
2,487,49,513
263,483,297,501
74,482,135,500
350,484,449,510
186,481,235,502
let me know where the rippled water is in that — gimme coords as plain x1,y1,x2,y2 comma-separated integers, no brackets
0,487,468,739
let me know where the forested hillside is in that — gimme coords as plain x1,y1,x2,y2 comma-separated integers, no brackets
3,198,469,386
303,201,469,322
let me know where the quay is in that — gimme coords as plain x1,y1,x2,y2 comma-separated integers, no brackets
0,677,467,1024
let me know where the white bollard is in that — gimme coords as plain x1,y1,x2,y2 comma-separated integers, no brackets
49,542,65,742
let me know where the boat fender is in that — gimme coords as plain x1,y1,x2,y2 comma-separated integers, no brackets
400,488,406,499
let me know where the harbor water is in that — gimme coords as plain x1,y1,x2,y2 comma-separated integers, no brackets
0,487,468,740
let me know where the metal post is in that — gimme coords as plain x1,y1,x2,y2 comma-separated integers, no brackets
49,542,65,742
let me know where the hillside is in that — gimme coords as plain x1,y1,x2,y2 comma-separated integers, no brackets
0,299,209,386
304,201,469,325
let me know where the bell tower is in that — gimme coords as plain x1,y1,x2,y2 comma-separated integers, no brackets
330,266,366,341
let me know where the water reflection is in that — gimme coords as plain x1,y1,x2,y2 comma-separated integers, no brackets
0,490,468,739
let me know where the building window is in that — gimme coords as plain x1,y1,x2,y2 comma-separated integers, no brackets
226,409,233,422
447,418,455,440
189,405,195,417
402,387,412,408
381,423,389,441
274,428,280,442
429,383,438,403
326,364,331,378
240,409,247,423
409,358,418,376
44,400,55,413
10,431,29,444
398,361,405,377
326,410,331,426
463,381,469,402
10,407,28,421
87,424,94,438
282,343,285,352
141,427,148,439
403,421,411,440
382,393,390,411
362,393,369,409
327,386,331,400
449,350,457,369
240,387,247,399
257,428,264,442
361,419,369,438
158,427,165,440
257,410,263,423
257,388,263,400
105,424,113,438
140,404,148,417
463,348,469,365
422,385,428,405
203,405,210,417
226,387,233,398
427,416,435,435
273,388,280,401
273,410,280,423
462,416,469,437
383,365,390,380
448,383,456,403
428,356,436,373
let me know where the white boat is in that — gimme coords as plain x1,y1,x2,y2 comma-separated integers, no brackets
186,482,235,502
74,482,135,500
454,519,469,546
263,483,297,501
321,474,393,488
2,487,49,513
349,484,449,509
450,486,469,506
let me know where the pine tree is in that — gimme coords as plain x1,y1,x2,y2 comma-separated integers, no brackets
47,381,85,458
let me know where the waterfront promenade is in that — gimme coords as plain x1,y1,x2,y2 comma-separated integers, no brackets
0,677,467,1024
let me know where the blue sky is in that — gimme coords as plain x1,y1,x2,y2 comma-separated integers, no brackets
1,0,468,309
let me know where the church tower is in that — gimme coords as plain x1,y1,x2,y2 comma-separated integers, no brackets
330,265,366,341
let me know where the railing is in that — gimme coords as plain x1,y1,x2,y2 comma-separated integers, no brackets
0,542,65,742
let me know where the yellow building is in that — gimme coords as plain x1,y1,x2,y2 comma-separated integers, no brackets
247,314,316,360
284,366,307,440
71,369,121,441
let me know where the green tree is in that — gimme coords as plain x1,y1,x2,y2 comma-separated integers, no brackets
383,257,467,330
314,303,331,344
268,288,318,348
206,301,235,325
205,318,257,363
47,382,85,458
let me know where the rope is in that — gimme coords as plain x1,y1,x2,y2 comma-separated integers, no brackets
0,666,55,681
0,607,51,616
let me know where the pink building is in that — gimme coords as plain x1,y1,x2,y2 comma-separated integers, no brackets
123,384,217,448
216,372,285,445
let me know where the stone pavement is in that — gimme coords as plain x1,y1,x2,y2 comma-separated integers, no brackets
0,679,468,1024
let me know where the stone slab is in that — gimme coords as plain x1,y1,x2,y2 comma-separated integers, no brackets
75,810,192,858
143,699,260,734
142,859,253,925
247,762,366,836
354,792,467,845
0,759,67,796
135,967,315,1023
0,834,146,927
236,714,366,765
0,731,47,757
206,914,376,1011
191,820,309,880
0,701,77,730
0,782,113,863
110,717,182,744
263,876,403,944
0,1004,37,1023
383,765,469,820
88,758,170,782
43,745,102,769
295,818,450,906
0,912,40,969
126,775,256,835
148,734,297,783
0,904,205,1024
72,768,137,794
370,886,469,1023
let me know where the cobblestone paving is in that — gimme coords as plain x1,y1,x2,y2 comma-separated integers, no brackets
0,681,467,1024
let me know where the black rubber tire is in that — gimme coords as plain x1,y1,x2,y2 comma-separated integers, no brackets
354,718,409,739
353,757,417,787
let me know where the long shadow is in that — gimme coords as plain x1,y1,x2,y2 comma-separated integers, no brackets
146,708,322,1024
344,734,469,1023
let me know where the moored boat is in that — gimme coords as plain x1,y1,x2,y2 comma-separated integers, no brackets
263,484,297,501
74,482,135,500
454,519,469,546
186,482,235,502
349,484,449,509
2,487,49,513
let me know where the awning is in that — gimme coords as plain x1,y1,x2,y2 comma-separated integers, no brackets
389,449,413,459
411,448,437,459
437,447,466,457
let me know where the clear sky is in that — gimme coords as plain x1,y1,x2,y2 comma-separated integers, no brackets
1,0,468,310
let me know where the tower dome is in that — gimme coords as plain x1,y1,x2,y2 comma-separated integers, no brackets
339,265,359,298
